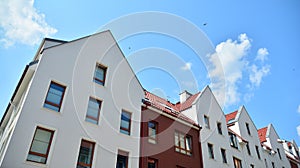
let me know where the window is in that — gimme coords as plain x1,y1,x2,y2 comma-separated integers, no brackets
44,81,66,112
250,164,254,168
174,131,192,156
27,127,54,164
148,121,157,144
233,157,242,168
94,64,107,86
116,151,128,168
217,122,222,135
85,97,102,124
204,115,210,129
221,148,227,163
246,142,251,155
77,140,95,168
176,166,185,168
264,159,268,168
277,148,282,160
246,123,251,135
207,143,214,159
271,162,275,168
255,145,261,159
229,132,238,149
120,111,131,135
148,158,157,168
288,145,293,154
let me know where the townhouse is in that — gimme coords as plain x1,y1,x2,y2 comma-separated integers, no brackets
281,140,300,168
0,30,298,168
258,124,292,168
140,91,203,168
0,31,144,167
181,86,236,167
225,106,265,167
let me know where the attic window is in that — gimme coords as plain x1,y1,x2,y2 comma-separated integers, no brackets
94,64,107,86
246,123,251,135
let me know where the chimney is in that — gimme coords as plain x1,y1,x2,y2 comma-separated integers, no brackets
179,90,192,103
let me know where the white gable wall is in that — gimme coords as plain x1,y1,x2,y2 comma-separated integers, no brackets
263,124,290,168
231,107,265,167
183,86,234,167
1,31,144,168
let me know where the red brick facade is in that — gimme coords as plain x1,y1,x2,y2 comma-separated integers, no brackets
140,107,203,168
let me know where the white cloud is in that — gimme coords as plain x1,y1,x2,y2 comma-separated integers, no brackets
181,62,192,71
297,125,300,137
249,64,270,88
209,33,250,106
208,33,270,107
297,105,300,114
256,48,269,62
0,0,57,47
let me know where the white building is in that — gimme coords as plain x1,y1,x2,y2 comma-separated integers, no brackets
0,30,144,168
226,106,265,168
0,30,297,168
258,124,291,168
181,86,235,168
281,140,300,168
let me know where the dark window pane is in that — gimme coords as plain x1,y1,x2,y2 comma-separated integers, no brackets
116,154,127,168
77,140,95,168
148,158,157,168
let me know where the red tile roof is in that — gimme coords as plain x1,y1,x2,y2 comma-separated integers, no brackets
175,92,200,111
143,90,198,126
225,110,238,123
258,127,268,143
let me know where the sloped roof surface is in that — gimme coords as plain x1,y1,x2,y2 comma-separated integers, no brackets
175,92,200,111
225,110,238,123
143,90,198,125
258,127,268,143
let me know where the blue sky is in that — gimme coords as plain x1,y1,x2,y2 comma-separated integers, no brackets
0,0,299,145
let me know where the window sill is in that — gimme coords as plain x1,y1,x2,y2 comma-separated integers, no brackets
208,157,215,161
84,120,100,127
24,160,48,168
148,139,157,144
92,80,106,88
175,150,192,157
41,107,63,116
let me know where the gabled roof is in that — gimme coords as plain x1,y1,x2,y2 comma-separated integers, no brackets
225,110,238,124
258,127,268,143
175,92,200,111
143,90,198,126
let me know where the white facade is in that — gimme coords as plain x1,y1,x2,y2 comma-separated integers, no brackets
0,30,297,168
0,31,144,167
182,86,293,168
228,106,265,167
282,140,300,167
261,124,291,168
182,86,235,168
